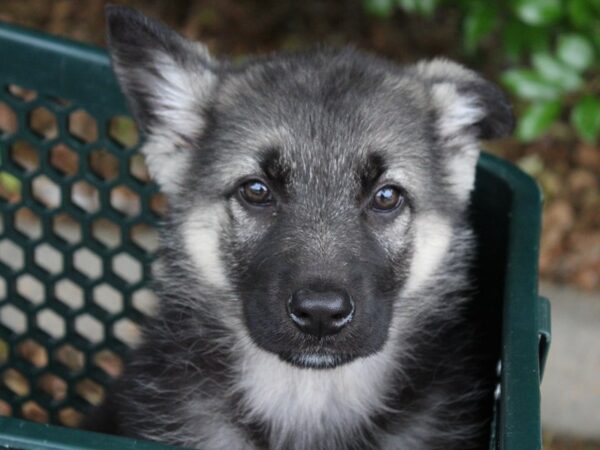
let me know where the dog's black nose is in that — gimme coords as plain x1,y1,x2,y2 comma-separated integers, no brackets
288,288,354,337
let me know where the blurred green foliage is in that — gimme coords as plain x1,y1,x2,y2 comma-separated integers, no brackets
363,0,600,143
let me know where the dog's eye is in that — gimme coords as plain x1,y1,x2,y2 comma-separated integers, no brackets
371,186,403,212
240,180,272,205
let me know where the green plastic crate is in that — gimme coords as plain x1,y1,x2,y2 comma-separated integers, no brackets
0,22,551,450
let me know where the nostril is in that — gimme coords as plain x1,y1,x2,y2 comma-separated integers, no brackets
288,288,354,337
331,312,347,321
295,311,310,320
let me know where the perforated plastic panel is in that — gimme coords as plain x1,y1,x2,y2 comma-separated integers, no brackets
0,22,163,430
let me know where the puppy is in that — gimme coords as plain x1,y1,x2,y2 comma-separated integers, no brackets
89,6,514,449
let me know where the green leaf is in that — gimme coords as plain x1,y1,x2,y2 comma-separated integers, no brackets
502,69,562,100
416,0,438,16
571,96,600,142
397,0,418,13
516,101,562,141
363,0,396,17
0,172,21,195
532,53,583,92
512,0,562,26
463,5,498,53
503,20,527,60
567,0,593,28
557,34,595,72
502,20,551,60
592,27,600,53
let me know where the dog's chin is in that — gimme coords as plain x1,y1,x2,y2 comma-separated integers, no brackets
278,352,357,369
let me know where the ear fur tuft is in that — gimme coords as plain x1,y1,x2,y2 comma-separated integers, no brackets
105,5,218,194
414,58,515,140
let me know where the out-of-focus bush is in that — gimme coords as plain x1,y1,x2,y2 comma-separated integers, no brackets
363,0,600,143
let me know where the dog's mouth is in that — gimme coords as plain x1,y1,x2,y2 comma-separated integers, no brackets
278,351,357,369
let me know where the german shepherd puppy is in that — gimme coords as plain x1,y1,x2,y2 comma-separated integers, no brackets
90,5,514,449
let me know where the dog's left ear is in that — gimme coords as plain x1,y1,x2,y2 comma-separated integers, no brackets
412,59,514,200
413,58,515,141
105,5,218,194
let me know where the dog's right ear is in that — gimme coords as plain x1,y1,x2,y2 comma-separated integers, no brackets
105,5,218,194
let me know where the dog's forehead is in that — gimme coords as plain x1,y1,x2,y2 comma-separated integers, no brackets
208,51,437,187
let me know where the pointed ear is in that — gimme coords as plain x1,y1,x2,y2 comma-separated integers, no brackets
414,58,515,141
105,5,218,194
412,59,515,201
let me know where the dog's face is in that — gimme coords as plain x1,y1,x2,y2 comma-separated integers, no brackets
106,7,513,369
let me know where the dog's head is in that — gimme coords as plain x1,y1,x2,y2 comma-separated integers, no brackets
106,6,513,369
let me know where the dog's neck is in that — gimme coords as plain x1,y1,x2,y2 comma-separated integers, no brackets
225,326,400,449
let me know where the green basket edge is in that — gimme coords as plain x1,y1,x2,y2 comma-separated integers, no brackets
0,20,128,116
0,414,184,450
477,152,546,450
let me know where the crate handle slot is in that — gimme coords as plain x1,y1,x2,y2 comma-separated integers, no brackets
537,296,551,381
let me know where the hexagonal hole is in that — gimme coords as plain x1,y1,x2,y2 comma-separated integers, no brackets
7,84,37,102
21,400,48,423
71,180,100,213
112,253,142,285
93,283,123,315
16,274,45,305
92,218,121,248
113,318,141,347
0,304,26,334
0,339,8,363
55,344,85,372
2,368,30,396
69,109,98,143
49,144,79,177
32,175,61,209
93,349,123,378
17,339,48,368
150,192,168,217
0,101,17,135
34,243,63,275
37,308,65,339
29,106,58,140
0,278,5,301
0,399,12,417
9,140,39,172
108,116,139,149
0,171,22,203
129,153,150,183
75,378,105,406
38,373,67,401
110,185,141,217
59,407,84,427
0,238,24,269
90,148,119,182
15,207,42,240
0,239,24,271
73,247,102,279
132,288,159,317
0,342,9,363
54,278,84,310
75,314,103,344
52,213,82,244
49,96,71,108
131,223,158,254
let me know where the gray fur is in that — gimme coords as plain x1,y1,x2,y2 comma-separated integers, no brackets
91,5,514,450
